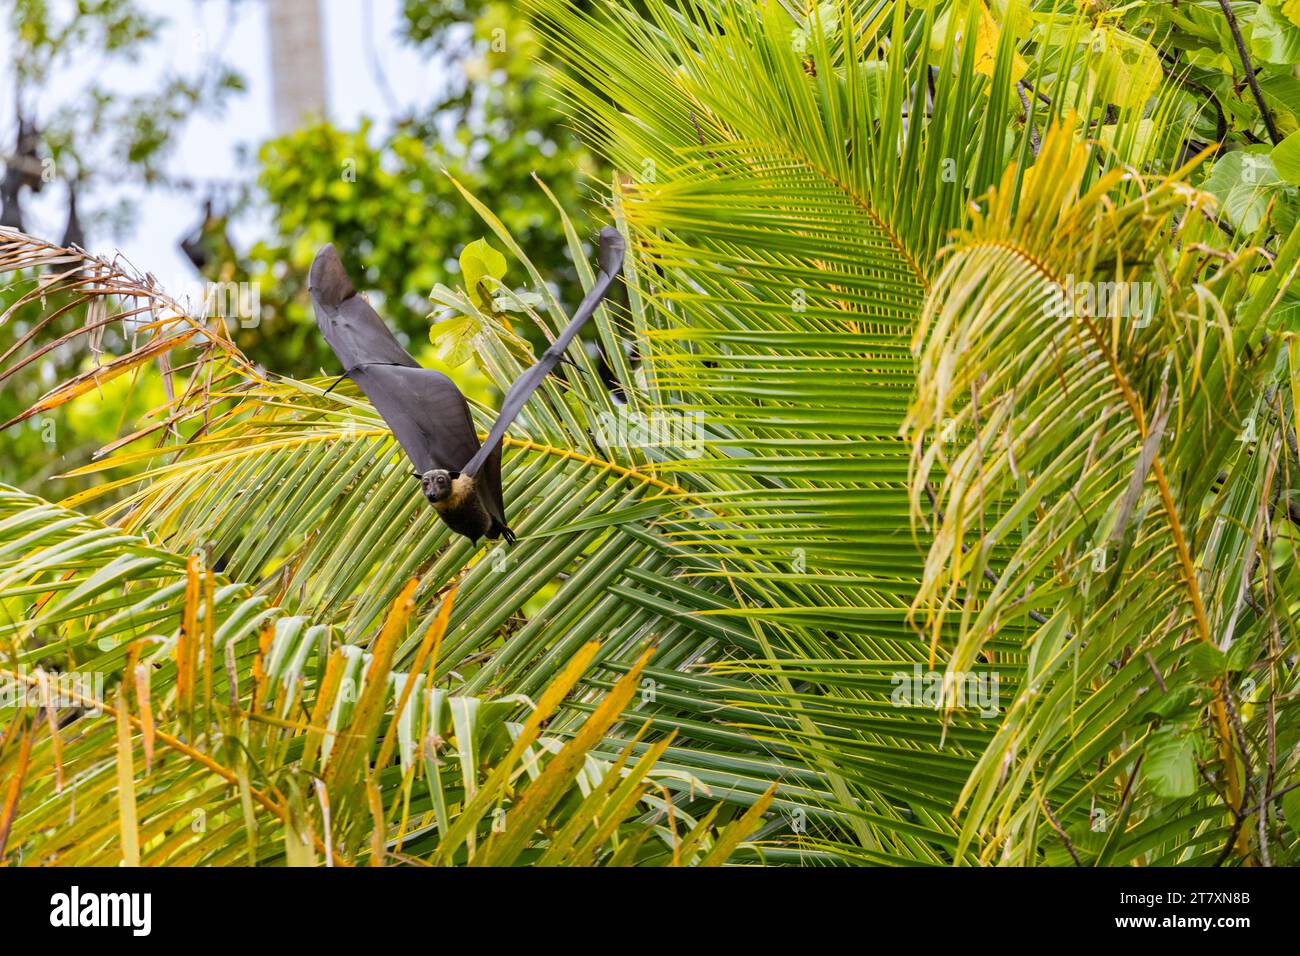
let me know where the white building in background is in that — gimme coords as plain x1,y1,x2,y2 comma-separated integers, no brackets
266,0,327,133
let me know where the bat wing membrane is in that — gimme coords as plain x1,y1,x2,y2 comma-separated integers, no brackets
349,365,482,475
309,244,419,372
310,243,481,475
461,227,626,478
477,441,508,536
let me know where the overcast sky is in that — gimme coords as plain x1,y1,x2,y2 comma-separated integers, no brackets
1,0,444,283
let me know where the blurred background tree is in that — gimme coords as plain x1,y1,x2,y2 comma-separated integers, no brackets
0,0,244,501
214,0,605,376
3,0,244,236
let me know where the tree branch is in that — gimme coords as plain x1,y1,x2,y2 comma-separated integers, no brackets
1217,0,1282,145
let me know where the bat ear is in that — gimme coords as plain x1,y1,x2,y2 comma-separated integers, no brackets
596,227,626,277
309,244,356,310
447,471,460,480
409,470,421,480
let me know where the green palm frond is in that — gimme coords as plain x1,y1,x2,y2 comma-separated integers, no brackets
902,119,1300,863
523,0,1299,866
0,484,774,865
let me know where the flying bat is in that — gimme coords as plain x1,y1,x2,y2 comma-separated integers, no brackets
308,227,626,545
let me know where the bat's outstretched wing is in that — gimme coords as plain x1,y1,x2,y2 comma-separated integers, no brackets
309,244,420,372
309,244,482,476
460,226,626,479
349,364,483,475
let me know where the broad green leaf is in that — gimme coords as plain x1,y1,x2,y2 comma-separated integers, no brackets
1272,129,1300,185
459,237,507,312
1252,0,1300,65
429,312,478,366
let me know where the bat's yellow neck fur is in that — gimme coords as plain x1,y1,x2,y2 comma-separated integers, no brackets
433,473,476,513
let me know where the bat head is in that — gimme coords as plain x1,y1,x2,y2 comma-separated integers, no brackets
420,468,459,504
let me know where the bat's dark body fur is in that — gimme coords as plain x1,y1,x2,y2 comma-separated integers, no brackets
429,471,498,543
308,227,625,545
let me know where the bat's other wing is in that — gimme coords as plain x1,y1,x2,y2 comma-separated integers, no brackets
309,244,420,372
460,226,626,478
476,441,511,542
350,365,482,475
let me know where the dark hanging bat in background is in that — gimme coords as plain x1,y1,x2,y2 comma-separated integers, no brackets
308,226,626,545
